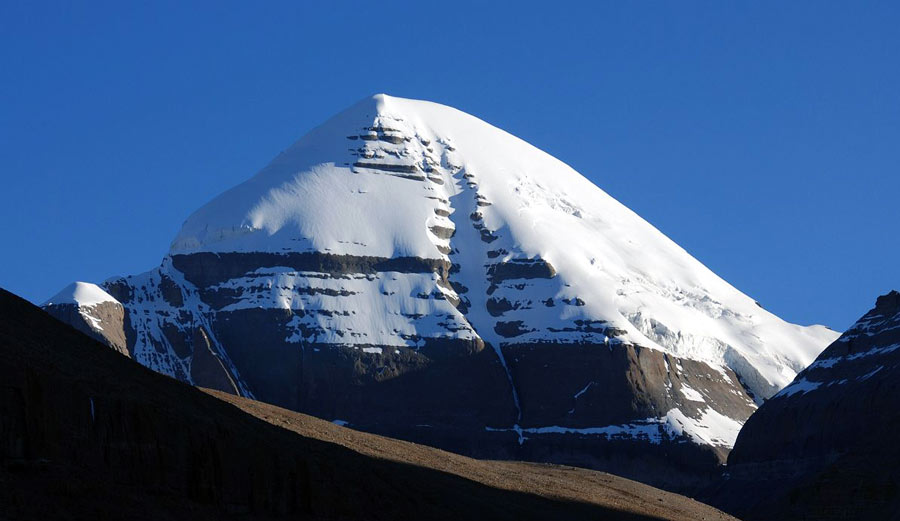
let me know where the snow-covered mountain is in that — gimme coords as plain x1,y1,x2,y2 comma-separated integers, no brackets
45,94,837,489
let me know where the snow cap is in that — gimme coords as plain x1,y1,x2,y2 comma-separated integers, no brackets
43,281,119,308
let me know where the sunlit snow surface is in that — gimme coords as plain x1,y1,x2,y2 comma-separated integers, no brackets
43,281,118,308
42,281,119,332
168,94,837,402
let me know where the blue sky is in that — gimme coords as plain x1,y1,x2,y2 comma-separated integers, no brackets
1,1,897,330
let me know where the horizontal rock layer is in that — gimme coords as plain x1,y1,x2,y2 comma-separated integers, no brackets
63,248,759,492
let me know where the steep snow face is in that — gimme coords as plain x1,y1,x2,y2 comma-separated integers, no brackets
170,94,837,400
43,282,119,308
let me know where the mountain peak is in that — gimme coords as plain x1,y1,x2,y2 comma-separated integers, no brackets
370,92,398,112
875,290,900,314
46,96,839,488
163,95,835,399
43,281,119,308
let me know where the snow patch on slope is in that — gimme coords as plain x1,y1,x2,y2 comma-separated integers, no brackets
679,383,706,402
664,407,743,448
487,407,742,449
809,343,900,369
774,377,822,398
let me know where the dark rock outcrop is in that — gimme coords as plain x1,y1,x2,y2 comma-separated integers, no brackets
711,290,900,520
497,341,755,491
171,252,451,290
189,326,241,394
43,300,129,356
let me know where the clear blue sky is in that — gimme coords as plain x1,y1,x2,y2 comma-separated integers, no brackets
1,1,897,331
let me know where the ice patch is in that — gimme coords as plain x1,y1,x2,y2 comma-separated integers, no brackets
81,311,104,331
663,407,743,448
679,383,706,402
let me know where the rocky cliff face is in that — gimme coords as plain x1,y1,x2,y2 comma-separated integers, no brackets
2,288,742,521
43,94,838,490
713,290,900,520
42,282,129,356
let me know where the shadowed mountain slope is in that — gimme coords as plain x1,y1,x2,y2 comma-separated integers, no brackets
0,287,736,521
710,291,900,521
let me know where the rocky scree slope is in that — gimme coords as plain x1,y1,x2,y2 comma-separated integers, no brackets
45,94,838,490
1,287,739,521
711,290,900,520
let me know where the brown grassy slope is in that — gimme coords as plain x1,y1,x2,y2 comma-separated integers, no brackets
0,288,736,521
211,390,738,521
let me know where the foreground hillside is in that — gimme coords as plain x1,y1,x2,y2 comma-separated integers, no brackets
0,288,735,521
